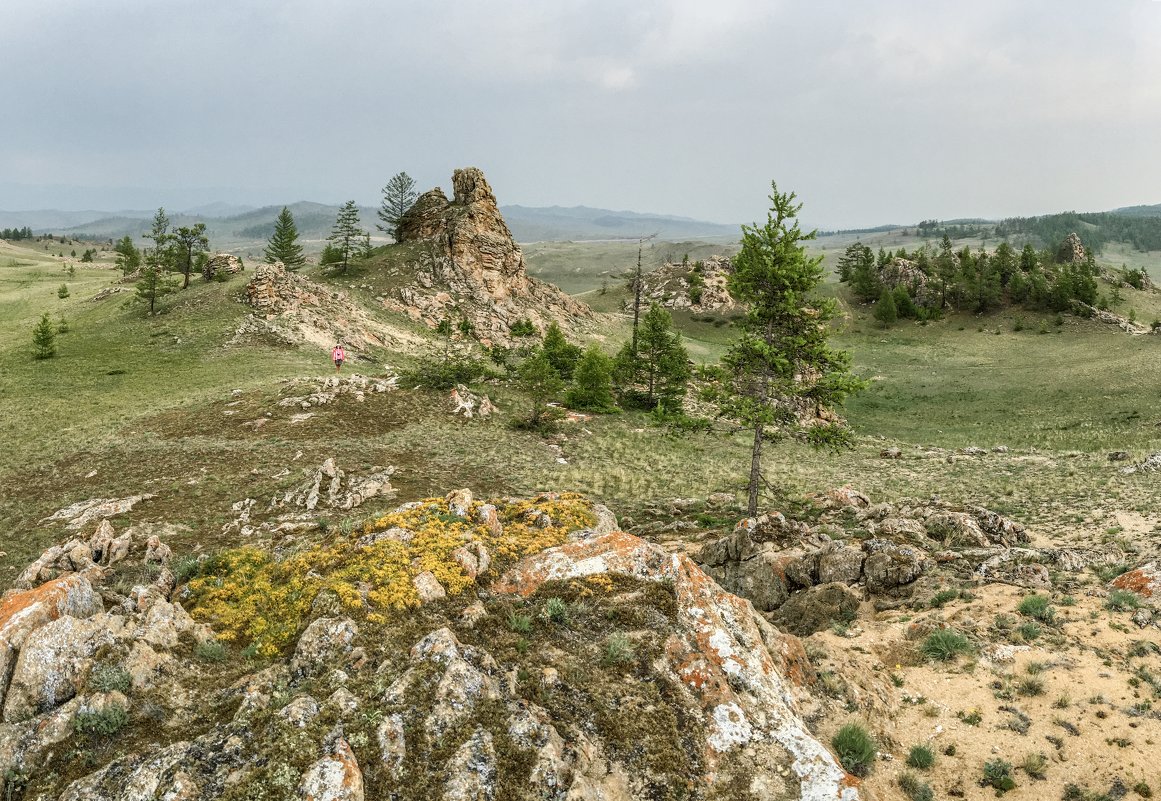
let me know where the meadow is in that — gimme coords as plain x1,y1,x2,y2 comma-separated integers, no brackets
2,233,1161,594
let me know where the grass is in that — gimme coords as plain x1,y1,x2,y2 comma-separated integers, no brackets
1107,589,1143,612
920,629,973,662
1017,594,1056,622
906,744,935,769
831,722,876,777
983,758,1017,793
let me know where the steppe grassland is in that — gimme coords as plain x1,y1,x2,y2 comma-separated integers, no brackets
2,235,1161,592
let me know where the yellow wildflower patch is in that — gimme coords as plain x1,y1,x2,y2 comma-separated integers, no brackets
184,493,595,657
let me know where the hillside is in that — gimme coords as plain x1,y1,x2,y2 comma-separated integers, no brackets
4,198,1161,801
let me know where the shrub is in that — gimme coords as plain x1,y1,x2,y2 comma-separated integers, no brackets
509,318,536,337
921,629,972,661
1017,677,1045,697
542,597,569,625
74,705,129,737
898,771,935,801
507,612,533,635
928,588,959,608
906,744,935,769
1017,621,1043,641
831,722,876,777
983,759,1016,793
401,355,491,391
1107,590,1142,612
1017,594,1055,622
1022,752,1048,780
195,640,228,662
565,344,618,413
89,664,131,694
602,633,635,668
57,283,70,298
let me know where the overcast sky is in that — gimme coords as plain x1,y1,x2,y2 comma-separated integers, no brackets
2,0,1159,227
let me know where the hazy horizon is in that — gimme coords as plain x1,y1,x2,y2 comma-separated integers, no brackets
3,0,1160,228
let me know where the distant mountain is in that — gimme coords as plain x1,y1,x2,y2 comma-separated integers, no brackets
1110,204,1161,218
0,209,151,231
27,202,737,246
500,205,738,242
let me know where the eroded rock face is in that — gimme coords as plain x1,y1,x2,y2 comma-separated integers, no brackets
235,262,423,352
299,738,364,801
495,529,860,800
391,168,593,346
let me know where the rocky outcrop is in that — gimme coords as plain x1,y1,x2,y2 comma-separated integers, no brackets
0,492,861,801
640,256,738,313
1111,561,1161,603
697,490,1034,621
234,262,424,353
1059,232,1087,263
390,168,593,346
203,253,244,280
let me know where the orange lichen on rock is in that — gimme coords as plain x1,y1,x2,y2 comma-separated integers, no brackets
1110,561,1160,599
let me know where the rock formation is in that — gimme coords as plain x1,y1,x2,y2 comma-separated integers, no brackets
233,262,424,353
640,256,738,313
203,253,244,280
388,168,593,345
0,491,862,800
1058,231,1087,263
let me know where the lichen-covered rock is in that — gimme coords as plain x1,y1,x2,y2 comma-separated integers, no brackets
3,612,123,722
291,617,359,679
771,583,862,637
444,728,497,801
299,738,364,801
1111,561,1161,603
391,168,593,346
495,529,860,799
818,546,866,584
862,541,930,594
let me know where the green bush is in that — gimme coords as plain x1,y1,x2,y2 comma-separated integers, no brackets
1017,594,1055,622
89,664,131,694
928,588,960,608
507,612,533,635
195,640,228,662
898,771,935,801
542,597,569,625
983,759,1016,793
920,629,972,661
906,744,935,770
601,633,635,668
401,356,491,391
831,722,876,777
74,705,129,737
1107,589,1142,612
1018,621,1043,641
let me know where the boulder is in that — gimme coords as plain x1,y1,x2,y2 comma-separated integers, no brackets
1111,561,1161,603
862,541,930,594
771,583,862,637
290,617,359,679
443,728,496,801
299,737,364,801
817,546,866,585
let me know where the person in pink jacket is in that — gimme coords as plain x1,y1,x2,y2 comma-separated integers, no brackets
331,343,346,372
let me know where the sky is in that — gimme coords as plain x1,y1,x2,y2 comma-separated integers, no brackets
1,0,1160,227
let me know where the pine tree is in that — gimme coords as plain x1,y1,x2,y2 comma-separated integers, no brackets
32,313,57,359
542,322,582,379
517,349,565,427
143,208,174,285
113,235,142,275
613,304,690,411
171,223,209,287
636,304,690,411
565,345,617,412
327,201,365,273
264,206,306,267
377,172,418,243
135,262,178,314
873,287,897,326
713,182,864,516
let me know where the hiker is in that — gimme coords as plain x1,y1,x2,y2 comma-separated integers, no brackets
331,342,346,373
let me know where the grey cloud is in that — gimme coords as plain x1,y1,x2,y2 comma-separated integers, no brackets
1,0,1158,226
